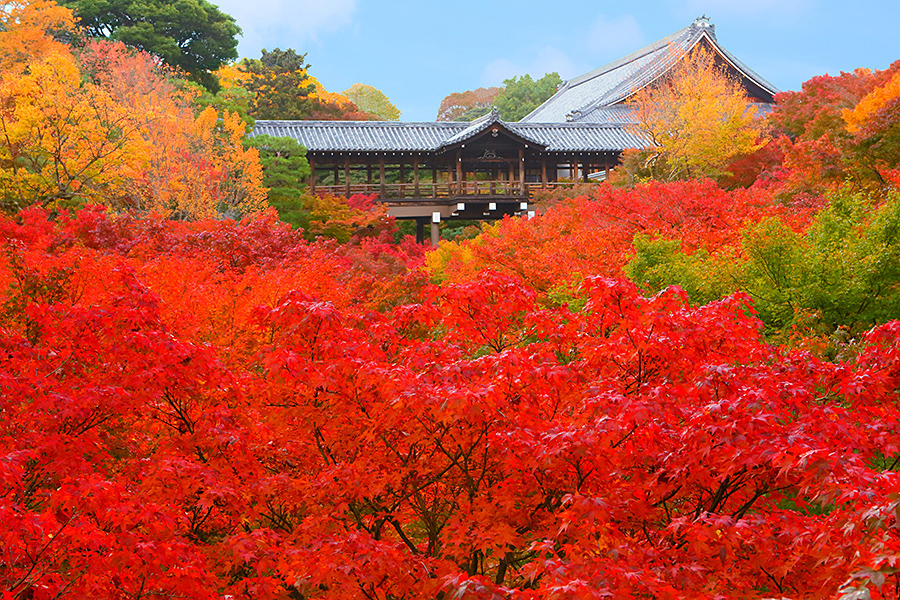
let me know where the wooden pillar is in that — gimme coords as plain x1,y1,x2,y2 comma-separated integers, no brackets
344,157,351,197
456,151,462,196
333,164,339,187
583,157,590,183
413,156,420,197
507,162,514,194
518,149,525,195
570,158,577,181
308,155,316,195
431,220,440,247
379,155,386,197
541,156,547,190
399,163,405,197
447,161,453,196
367,164,372,185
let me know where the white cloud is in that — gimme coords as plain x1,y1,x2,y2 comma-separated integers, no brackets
481,46,579,86
213,0,357,56
586,14,646,57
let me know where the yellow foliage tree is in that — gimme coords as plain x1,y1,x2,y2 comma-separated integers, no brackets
0,2,268,220
0,50,144,211
628,45,767,181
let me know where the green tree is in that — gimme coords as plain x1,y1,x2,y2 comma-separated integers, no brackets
60,0,240,92
626,190,900,345
493,72,562,121
241,48,316,120
342,83,400,121
244,134,311,228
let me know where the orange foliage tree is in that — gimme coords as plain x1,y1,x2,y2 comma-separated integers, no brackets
436,86,501,121
0,0,74,73
767,60,900,200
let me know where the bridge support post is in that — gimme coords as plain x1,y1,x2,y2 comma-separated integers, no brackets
416,219,425,244
431,212,440,247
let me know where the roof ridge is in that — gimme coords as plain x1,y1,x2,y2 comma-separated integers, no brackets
520,20,701,122
562,24,714,121
565,21,695,88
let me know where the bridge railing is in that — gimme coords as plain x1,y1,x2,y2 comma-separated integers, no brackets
313,180,585,200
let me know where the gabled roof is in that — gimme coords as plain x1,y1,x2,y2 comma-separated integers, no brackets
521,16,779,124
440,107,547,149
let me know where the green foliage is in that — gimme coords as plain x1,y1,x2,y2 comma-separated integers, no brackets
60,0,240,92
241,48,316,120
267,192,310,230
624,235,713,302
493,72,562,121
453,105,491,122
342,83,400,121
244,135,311,226
626,190,900,342
244,135,309,189
190,79,254,131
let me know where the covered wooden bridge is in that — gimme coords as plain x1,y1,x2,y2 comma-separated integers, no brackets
250,17,779,245
251,108,643,244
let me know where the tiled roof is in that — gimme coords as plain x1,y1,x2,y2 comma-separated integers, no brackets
250,119,645,154
510,123,646,151
521,16,779,124
251,120,465,152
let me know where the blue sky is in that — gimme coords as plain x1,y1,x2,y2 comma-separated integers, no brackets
211,0,900,122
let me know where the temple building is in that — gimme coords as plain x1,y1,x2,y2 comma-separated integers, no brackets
250,16,779,244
